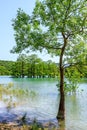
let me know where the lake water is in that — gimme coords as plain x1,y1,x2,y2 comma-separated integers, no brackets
0,76,87,130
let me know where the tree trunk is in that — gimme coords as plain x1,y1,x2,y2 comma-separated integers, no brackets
57,33,67,120
21,61,24,78
57,67,65,120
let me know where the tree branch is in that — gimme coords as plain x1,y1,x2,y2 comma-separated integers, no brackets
63,62,87,69
41,44,62,50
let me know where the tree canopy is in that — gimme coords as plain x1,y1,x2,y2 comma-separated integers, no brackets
11,0,87,59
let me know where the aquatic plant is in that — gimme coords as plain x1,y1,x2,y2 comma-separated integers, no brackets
0,82,37,109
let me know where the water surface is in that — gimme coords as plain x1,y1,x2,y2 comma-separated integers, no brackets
0,76,87,130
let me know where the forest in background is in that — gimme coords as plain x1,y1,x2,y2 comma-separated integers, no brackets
0,54,58,78
0,54,87,78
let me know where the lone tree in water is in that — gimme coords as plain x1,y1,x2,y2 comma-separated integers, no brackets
11,0,87,120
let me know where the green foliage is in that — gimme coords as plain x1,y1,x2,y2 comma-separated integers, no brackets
64,67,81,94
11,1,87,70
0,60,14,75
11,54,59,78
11,0,87,53
57,67,82,94
0,54,59,78
32,119,40,130
0,66,9,75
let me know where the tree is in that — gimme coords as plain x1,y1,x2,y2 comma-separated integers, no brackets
0,66,9,75
0,60,14,75
11,61,21,77
17,54,27,78
11,0,87,120
47,60,58,78
26,54,42,78
64,66,81,94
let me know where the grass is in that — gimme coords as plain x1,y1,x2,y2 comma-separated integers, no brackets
0,124,60,130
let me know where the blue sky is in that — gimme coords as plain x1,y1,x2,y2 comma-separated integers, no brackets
0,0,58,62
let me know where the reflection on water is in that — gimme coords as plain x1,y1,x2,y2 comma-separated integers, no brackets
65,87,87,130
0,76,87,130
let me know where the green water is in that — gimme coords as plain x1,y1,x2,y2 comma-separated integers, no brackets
0,76,87,130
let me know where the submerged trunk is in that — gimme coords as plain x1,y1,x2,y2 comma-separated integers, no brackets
57,33,67,120
57,67,65,119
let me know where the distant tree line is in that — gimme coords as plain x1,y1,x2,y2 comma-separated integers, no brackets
0,54,87,78
0,60,14,75
11,54,59,78
0,54,58,78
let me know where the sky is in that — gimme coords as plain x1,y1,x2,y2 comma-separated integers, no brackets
0,0,58,62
